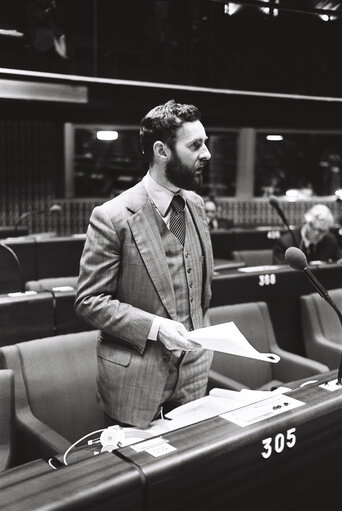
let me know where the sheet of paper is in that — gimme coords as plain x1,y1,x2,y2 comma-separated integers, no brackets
162,388,290,429
188,322,280,363
238,265,282,273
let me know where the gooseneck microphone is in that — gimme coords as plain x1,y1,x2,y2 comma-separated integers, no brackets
269,195,298,248
14,204,62,231
285,246,342,384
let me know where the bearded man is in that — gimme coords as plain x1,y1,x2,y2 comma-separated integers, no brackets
75,100,214,428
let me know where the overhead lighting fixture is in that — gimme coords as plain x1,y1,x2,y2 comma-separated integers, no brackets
224,3,241,15
266,135,283,141
317,1,339,21
213,0,342,19
96,130,119,141
0,29,24,37
260,0,279,17
285,189,299,201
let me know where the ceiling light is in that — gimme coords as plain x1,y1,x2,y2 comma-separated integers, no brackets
96,130,119,141
266,135,283,141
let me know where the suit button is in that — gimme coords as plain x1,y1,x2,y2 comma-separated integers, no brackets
187,268,192,273
163,354,170,362
189,282,193,288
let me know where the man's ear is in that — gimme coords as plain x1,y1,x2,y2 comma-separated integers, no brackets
153,141,170,161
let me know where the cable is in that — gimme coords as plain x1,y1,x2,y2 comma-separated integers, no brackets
48,458,58,470
63,429,106,466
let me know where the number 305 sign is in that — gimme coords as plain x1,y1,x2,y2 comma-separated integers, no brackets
261,427,296,459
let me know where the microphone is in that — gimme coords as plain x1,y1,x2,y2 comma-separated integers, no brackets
269,195,298,248
14,204,62,231
285,246,342,384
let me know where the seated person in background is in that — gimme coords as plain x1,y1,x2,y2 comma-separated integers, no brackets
204,198,233,230
273,204,340,264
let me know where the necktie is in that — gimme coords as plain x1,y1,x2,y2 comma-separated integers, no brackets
169,194,186,245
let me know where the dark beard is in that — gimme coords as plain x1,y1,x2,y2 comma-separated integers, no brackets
165,151,204,191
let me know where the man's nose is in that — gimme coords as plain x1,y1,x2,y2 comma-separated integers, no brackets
200,144,211,161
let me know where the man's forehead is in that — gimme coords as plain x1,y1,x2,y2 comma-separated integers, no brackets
176,120,207,142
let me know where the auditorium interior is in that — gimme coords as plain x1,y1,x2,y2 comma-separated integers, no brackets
2,1,342,509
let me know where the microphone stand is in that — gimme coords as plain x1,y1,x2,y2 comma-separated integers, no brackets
14,205,61,232
269,196,298,248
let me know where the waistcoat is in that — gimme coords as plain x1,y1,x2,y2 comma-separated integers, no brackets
153,204,204,331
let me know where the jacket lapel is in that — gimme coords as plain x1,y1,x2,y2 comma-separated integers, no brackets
186,194,214,311
128,198,177,319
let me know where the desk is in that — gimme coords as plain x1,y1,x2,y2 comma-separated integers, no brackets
4,237,36,282
35,236,85,278
4,235,85,281
118,370,342,511
211,262,342,355
53,288,94,334
0,227,28,239
210,227,286,258
1,372,341,510
0,292,55,346
0,453,143,511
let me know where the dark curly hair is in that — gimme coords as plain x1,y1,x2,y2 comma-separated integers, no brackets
140,99,201,165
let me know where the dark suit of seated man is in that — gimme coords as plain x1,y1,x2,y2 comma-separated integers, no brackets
204,199,233,231
273,204,341,265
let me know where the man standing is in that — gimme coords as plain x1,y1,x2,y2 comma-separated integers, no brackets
75,99,214,428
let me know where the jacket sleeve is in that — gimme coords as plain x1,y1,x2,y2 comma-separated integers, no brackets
74,205,155,354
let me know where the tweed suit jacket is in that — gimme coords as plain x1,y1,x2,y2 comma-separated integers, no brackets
75,180,214,426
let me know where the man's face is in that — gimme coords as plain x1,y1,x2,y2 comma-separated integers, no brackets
165,120,211,191
305,219,329,244
204,201,217,221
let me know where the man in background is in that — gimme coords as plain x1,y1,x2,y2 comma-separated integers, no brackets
273,204,340,264
204,198,233,230
75,99,214,428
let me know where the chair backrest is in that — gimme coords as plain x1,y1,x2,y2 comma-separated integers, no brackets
0,330,103,444
231,249,273,266
300,289,342,354
209,302,277,388
0,242,25,294
0,369,14,471
0,292,55,347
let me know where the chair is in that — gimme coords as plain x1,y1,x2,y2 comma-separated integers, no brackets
231,249,273,267
208,302,328,391
0,370,15,472
300,289,342,369
0,242,25,294
0,330,104,463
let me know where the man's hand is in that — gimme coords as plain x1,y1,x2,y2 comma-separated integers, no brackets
157,318,201,351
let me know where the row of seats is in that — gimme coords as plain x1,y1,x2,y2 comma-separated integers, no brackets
0,298,334,469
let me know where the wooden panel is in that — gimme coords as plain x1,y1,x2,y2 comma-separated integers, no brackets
35,237,85,278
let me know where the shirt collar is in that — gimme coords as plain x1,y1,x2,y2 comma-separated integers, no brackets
142,171,185,217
